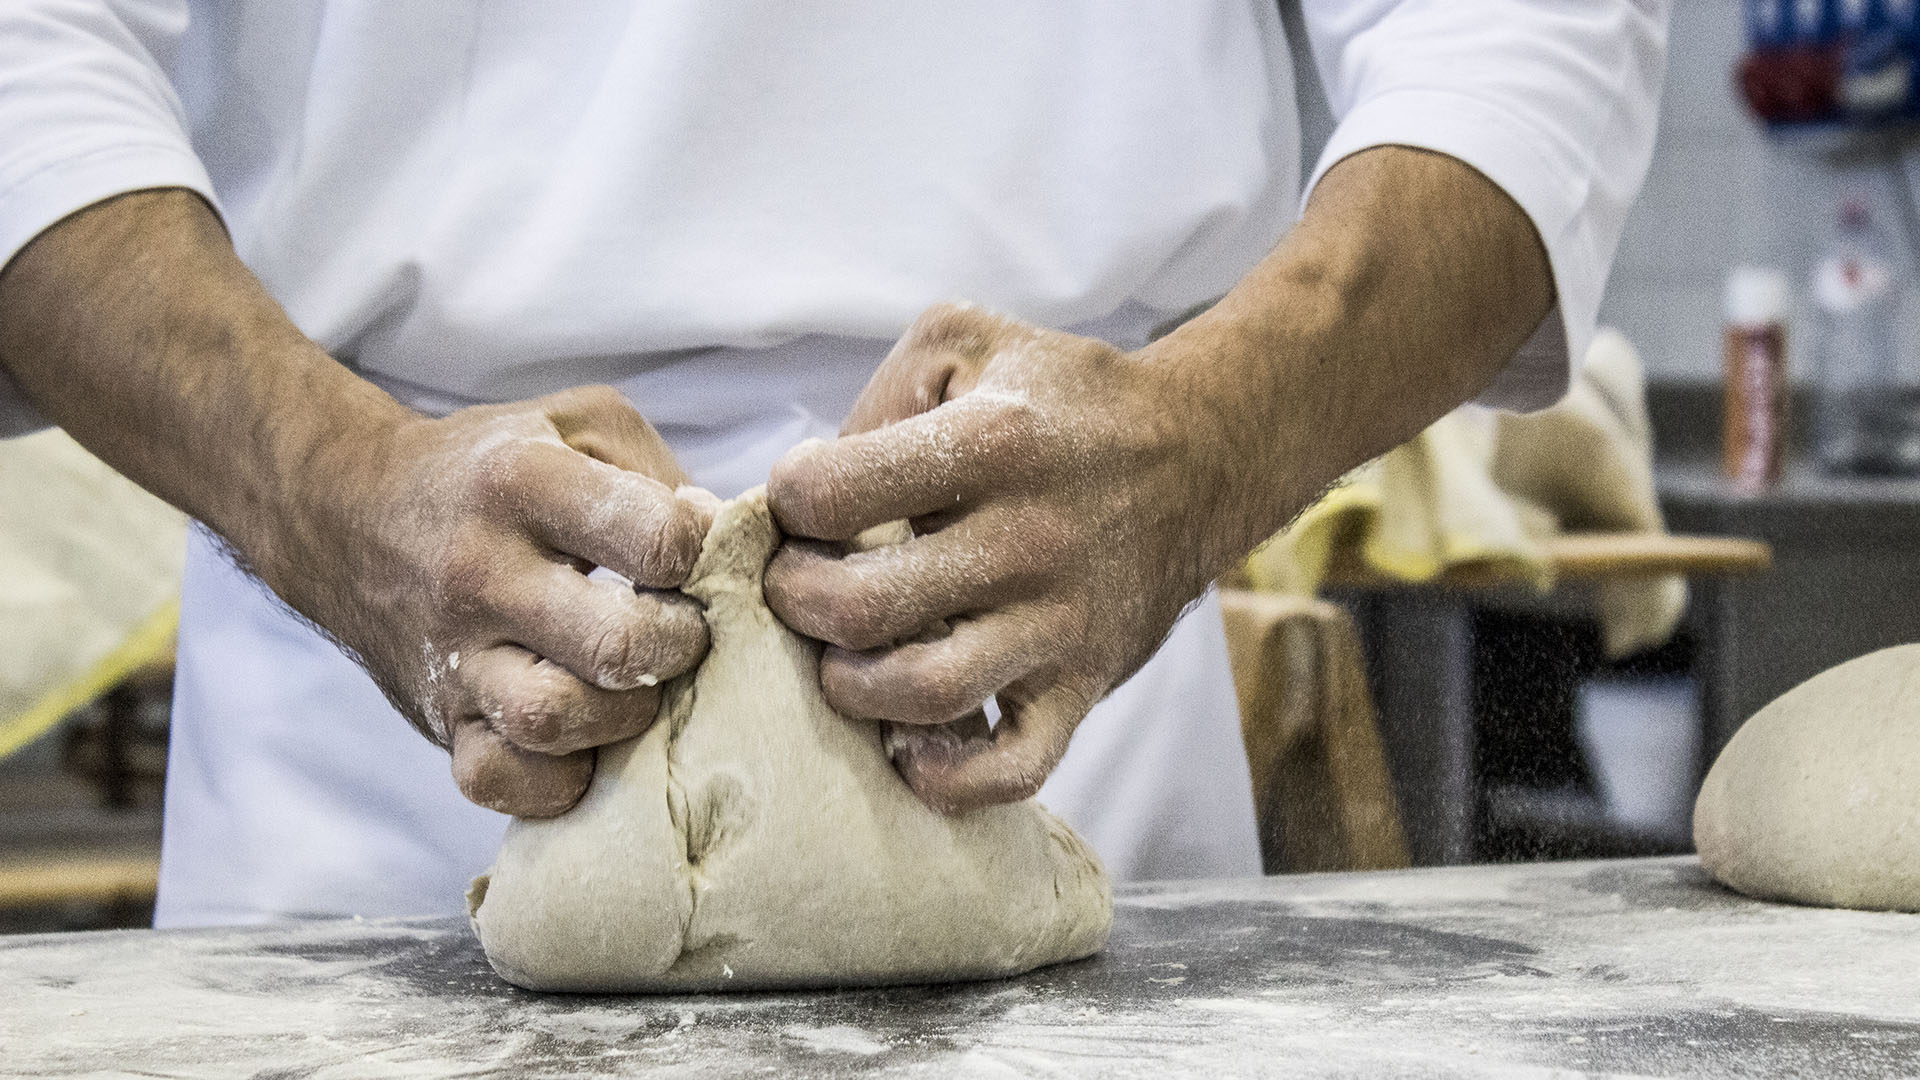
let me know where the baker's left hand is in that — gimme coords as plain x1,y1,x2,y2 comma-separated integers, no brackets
765,150,1557,812
763,302,1243,812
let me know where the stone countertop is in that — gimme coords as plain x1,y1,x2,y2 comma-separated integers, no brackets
3,856,1916,1078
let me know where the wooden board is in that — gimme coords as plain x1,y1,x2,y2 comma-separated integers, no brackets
0,853,158,908
1322,532,1772,591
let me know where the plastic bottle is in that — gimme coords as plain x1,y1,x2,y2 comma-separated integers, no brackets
1810,196,1920,474
1723,266,1791,494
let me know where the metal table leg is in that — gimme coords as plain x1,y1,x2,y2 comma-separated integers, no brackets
1347,589,1477,866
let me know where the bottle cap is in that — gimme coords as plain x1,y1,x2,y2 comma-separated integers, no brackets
1724,265,1789,325
1839,196,1871,233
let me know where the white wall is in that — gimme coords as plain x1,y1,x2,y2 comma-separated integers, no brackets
1601,0,1920,384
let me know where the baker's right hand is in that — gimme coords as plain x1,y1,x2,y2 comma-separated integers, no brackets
266,385,714,817
0,193,710,818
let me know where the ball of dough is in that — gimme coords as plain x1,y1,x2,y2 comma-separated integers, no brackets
1695,644,1920,911
467,490,1112,991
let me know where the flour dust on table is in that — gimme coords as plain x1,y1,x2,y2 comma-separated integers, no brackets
467,488,1112,991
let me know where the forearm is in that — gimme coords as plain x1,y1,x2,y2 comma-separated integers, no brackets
1146,144,1554,568
0,188,713,813
0,189,411,592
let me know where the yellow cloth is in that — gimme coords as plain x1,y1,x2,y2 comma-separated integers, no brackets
1244,328,1685,658
0,430,185,759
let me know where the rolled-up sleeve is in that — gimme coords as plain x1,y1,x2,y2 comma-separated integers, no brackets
1302,0,1669,411
0,0,215,436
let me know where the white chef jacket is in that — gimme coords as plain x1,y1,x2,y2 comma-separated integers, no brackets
0,2,1667,924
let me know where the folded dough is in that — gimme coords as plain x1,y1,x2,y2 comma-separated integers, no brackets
467,489,1112,991
1694,644,1920,912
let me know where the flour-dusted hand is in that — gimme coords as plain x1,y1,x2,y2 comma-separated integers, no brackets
763,303,1242,813
288,386,715,817
761,148,1559,814
0,193,720,821
0,193,720,820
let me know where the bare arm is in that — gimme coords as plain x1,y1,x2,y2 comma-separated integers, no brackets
1150,144,1552,571
764,145,1553,809
0,189,713,816
0,191,400,558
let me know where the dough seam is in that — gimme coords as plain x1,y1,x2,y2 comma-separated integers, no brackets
662,676,699,970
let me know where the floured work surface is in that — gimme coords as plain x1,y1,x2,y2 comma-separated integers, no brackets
7,858,1920,1079
467,490,1111,991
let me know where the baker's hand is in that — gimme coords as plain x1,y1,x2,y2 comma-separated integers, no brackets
280,386,714,817
764,303,1235,813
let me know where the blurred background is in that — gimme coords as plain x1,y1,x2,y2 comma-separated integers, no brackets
8,0,1920,932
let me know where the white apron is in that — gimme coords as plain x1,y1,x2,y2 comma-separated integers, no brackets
154,335,1260,927
13,0,1661,926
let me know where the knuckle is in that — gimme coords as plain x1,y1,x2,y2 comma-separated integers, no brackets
907,302,996,356
497,694,573,754
767,454,845,539
861,590,933,650
587,615,642,684
569,384,629,414
433,546,499,615
538,383,623,420
472,438,545,508
627,498,703,586
963,509,1069,589
974,397,1046,461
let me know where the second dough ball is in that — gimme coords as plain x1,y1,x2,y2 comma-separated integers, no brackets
1694,643,1920,912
